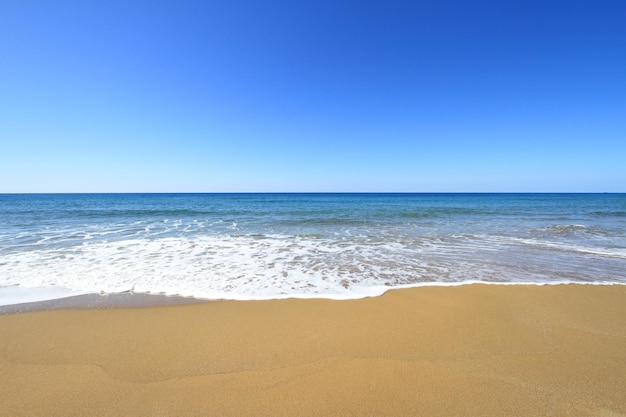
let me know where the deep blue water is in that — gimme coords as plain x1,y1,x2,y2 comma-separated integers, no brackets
1,193,625,302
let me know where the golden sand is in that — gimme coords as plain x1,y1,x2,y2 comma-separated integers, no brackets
1,284,625,416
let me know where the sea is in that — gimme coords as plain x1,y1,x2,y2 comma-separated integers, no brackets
1,193,625,306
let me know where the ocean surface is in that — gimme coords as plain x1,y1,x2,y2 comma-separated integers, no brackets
1,193,625,306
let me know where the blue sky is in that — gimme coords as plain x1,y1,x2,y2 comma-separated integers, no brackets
1,0,625,192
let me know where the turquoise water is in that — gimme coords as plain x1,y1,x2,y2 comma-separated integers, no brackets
1,193,625,304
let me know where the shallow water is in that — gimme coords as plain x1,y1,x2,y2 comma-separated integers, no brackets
1,193,625,305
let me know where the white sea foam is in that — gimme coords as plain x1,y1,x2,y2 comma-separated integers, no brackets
494,235,626,259
1,232,624,307
0,285,92,307
0,236,380,301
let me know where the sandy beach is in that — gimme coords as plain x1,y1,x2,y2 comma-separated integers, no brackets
1,284,625,416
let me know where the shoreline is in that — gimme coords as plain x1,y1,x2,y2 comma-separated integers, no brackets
0,291,208,315
1,283,625,416
2,280,624,315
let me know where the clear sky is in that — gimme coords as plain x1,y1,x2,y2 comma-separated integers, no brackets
1,0,625,192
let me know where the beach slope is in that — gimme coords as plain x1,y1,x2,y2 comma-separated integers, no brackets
1,284,625,416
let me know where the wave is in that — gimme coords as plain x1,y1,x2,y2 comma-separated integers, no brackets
589,211,626,218
397,207,502,218
63,209,226,219
531,224,620,238
1,232,624,305
495,235,626,259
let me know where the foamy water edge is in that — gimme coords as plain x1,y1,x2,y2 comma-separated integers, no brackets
2,280,625,308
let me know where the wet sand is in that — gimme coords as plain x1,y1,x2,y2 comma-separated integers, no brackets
0,291,206,315
1,284,625,416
